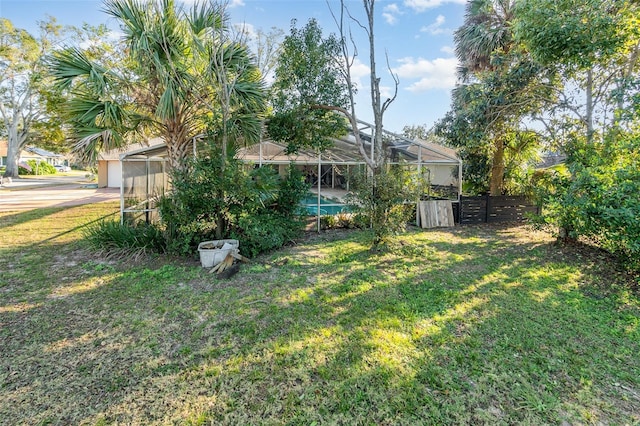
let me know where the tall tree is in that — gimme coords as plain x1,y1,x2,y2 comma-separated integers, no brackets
401,124,431,141
267,18,350,154
49,0,266,170
271,1,410,246
439,0,551,195
327,0,399,171
514,0,639,142
248,26,285,82
0,17,64,178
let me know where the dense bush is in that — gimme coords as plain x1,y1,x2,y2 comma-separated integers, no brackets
534,132,640,272
345,165,422,247
158,153,309,258
230,212,302,258
319,212,367,230
83,219,166,259
19,160,56,175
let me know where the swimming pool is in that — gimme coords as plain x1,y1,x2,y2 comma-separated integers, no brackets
301,194,349,216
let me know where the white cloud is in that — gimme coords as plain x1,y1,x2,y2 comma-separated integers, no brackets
380,85,394,100
420,15,449,35
383,3,402,25
349,58,371,91
233,22,256,39
180,0,244,6
440,45,455,55
393,57,458,91
404,0,466,12
383,13,398,25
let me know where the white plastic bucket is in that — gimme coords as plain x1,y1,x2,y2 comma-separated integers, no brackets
197,239,239,268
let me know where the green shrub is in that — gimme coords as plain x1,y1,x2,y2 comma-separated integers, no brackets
346,165,422,247
83,219,166,259
158,152,309,258
231,212,304,258
320,214,337,230
534,132,640,272
19,160,56,175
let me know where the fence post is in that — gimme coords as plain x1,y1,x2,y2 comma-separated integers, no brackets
484,193,490,223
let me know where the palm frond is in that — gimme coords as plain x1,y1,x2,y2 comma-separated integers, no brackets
189,0,226,36
48,47,110,92
73,128,126,163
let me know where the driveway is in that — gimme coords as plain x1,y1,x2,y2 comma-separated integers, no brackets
0,174,120,212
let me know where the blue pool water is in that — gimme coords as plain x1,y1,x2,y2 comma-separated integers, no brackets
301,195,349,216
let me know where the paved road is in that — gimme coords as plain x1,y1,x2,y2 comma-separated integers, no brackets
0,175,120,212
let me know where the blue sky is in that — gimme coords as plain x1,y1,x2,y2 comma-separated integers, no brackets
1,0,466,133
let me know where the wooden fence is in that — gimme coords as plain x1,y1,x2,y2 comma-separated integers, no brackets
456,195,540,224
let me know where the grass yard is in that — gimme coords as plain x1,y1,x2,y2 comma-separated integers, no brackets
1,202,639,425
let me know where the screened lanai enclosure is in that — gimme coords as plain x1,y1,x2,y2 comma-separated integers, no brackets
120,143,169,225
118,120,462,228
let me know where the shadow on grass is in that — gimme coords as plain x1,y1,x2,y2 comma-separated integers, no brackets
0,223,638,424
0,206,64,229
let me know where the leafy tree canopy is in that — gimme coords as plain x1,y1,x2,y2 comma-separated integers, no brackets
0,16,67,177
267,18,349,153
49,0,266,169
514,0,633,70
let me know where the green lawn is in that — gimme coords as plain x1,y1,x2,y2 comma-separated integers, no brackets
1,202,638,425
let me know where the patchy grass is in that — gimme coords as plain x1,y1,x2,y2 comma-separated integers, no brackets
1,203,638,425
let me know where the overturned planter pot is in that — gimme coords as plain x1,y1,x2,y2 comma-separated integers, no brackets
197,239,239,268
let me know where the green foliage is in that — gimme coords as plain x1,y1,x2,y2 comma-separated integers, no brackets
534,131,640,272
18,160,56,175
435,67,547,195
0,17,67,178
514,0,628,70
273,164,309,218
267,108,348,154
319,212,366,230
230,212,302,258
345,166,422,247
82,219,166,258
319,214,337,230
49,0,267,169
401,124,431,141
158,154,309,258
439,0,555,196
268,18,349,153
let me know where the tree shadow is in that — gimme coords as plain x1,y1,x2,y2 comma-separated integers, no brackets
1,224,638,424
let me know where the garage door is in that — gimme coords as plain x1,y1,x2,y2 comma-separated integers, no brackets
107,161,122,188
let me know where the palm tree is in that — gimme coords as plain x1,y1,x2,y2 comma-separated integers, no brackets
453,0,517,195
455,0,515,80
49,0,266,170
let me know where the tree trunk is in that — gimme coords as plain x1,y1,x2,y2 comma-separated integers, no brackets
165,126,191,171
489,139,505,196
3,125,27,178
586,67,594,144
4,146,20,178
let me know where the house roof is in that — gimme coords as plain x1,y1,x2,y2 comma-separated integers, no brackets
98,138,165,161
117,120,460,166
24,146,63,158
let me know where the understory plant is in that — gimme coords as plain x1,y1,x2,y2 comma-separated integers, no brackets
158,151,309,258
345,165,422,248
83,219,166,260
533,131,640,272
18,160,56,175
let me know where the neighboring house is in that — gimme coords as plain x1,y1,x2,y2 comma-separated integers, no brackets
0,141,66,168
20,146,65,166
97,138,164,188
0,140,7,167
113,121,462,224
